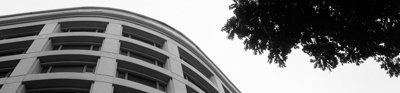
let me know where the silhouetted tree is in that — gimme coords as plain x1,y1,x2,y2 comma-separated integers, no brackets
222,0,400,77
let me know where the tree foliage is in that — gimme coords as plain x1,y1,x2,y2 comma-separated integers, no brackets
222,0,400,77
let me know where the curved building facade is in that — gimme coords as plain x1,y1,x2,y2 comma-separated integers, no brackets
0,7,240,93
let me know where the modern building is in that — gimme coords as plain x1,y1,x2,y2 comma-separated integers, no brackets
0,7,240,93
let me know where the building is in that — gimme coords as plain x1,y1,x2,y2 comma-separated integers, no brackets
0,7,240,93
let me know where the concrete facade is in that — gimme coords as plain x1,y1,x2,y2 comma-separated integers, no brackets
0,7,240,93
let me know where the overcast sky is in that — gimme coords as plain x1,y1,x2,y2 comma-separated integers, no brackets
1,0,399,93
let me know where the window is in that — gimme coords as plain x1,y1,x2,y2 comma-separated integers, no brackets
119,41,168,68
59,21,107,33
182,65,219,93
223,86,231,93
0,67,13,78
28,91,88,93
0,48,26,57
122,32,162,48
0,60,19,78
120,48,164,67
50,36,104,51
184,73,206,93
117,68,166,91
61,27,105,33
178,47,213,79
52,43,100,51
186,85,200,93
180,56,196,68
122,25,165,49
41,63,95,73
0,32,39,40
0,25,43,40
114,84,146,93
0,40,32,57
38,55,99,74
25,79,92,93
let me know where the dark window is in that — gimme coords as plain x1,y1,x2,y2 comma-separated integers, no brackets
0,25,43,40
120,49,128,56
158,84,166,92
39,55,99,74
25,79,92,93
122,32,130,37
119,48,164,67
41,64,95,73
51,65,84,73
85,65,94,73
0,68,13,78
122,32,162,48
41,66,50,73
224,86,231,93
179,47,214,80
0,49,26,57
0,40,32,57
61,28,105,33
114,84,146,93
127,73,156,88
184,73,207,93
52,44,100,51
92,45,100,51
60,45,91,50
30,91,89,93
50,36,104,51
180,56,196,67
129,52,156,64
117,69,166,91
117,71,126,79
186,85,200,93
59,21,107,33
0,60,18,78
1,32,39,40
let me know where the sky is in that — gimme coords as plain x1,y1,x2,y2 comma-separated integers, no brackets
1,0,399,93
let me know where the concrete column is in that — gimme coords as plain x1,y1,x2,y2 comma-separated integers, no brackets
25,38,49,53
0,82,23,93
101,38,120,53
91,82,113,93
105,23,122,36
38,23,58,35
210,76,225,93
96,57,117,76
166,58,184,77
9,58,37,76
15,85,25,93
164,41,185,77
164,41,179,57
167,79,186,93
